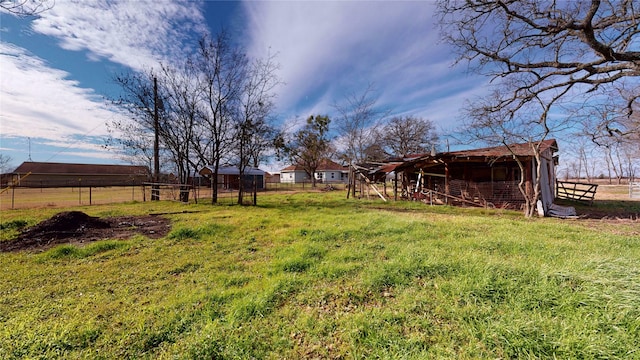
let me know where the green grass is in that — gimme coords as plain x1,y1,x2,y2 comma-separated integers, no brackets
1,192,639,359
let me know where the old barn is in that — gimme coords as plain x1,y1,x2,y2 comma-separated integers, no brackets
352,139,559,210
9,162,150,187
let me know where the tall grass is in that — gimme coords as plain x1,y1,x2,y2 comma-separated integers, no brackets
1,192,638,359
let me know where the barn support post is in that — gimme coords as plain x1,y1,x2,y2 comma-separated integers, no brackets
352,168,356,198
394,171,398,201
89,186,92,205
444,164,449,205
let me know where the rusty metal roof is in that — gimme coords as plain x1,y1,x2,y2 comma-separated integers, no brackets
444,139,558,158
12,162,149,175
393,139,558,172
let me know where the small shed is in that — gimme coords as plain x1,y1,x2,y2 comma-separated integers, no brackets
354,139,559,210
9,161,149,187
199,166,265,190
400,139,558,208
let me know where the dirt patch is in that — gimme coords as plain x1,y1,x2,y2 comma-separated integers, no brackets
1,211,171,252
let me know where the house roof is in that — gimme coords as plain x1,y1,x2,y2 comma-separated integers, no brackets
12,162,149,176
281,158,347,172
281,164,302,171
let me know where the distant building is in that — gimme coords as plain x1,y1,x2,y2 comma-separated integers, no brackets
280,159,349,184
199,165,266,190
8,161,149,187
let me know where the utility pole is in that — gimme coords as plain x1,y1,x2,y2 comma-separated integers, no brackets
152,76,160,201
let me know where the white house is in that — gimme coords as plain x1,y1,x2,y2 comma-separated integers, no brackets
280,159,348,184
279,164,309,184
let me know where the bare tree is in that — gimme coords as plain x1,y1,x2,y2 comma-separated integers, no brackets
111,31,280,205
157,61,204,202
109,68,164,171
437,0,640,216
463,88,567,217
0,0,53,16
275,115,332,188
0,153,14,173
105,117,156,170
380,116,438,157
333,84,389,164
438,1,640,112
233,54,280,205
110,64,201,203
578,93,640,183
195,32,247,203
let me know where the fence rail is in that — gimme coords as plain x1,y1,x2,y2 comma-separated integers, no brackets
0,182,345,210
630,182,640,199
556,180,598,204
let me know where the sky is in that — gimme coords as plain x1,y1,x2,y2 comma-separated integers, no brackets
0,0,490,172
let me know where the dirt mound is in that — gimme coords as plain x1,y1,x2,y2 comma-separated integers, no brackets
1,211,171,252
24,211,110,236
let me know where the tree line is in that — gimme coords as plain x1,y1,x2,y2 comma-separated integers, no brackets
438,0,640,216
12,0,637,215
109,0,640,214
108,32,439,204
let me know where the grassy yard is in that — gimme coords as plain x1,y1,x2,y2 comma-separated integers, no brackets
1,192,639,359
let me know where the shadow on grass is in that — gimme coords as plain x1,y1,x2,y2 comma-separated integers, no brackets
556,199,639,219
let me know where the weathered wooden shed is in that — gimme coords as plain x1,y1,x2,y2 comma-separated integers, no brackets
353,140,559,210
397,139,558,209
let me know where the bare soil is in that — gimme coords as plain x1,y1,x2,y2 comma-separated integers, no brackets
0,211,171,252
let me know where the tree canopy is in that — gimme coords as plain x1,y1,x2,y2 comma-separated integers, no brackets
275,115,332,188
437,0,640,215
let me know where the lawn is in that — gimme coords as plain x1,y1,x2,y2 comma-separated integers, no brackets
1,191,639,359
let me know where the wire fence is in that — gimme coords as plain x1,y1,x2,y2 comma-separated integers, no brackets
0,182,346,210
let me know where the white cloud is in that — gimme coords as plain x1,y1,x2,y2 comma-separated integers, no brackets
241,0,486,129
30,0,208,70
1,1,209,164
0,42,118,142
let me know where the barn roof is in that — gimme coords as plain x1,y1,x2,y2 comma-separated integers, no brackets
393,139,559,172
12,162,149,175
444,139,558,158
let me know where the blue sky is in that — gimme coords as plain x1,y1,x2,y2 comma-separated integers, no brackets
0,0,489,171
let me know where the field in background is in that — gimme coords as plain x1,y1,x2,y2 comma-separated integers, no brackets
0,182,340,211
0,182,635,211
1,192,639,358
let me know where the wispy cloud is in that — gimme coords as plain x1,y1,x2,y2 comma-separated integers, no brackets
0,42,117,141
242,1,488,129
30,0,208,70
1,1,209,164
